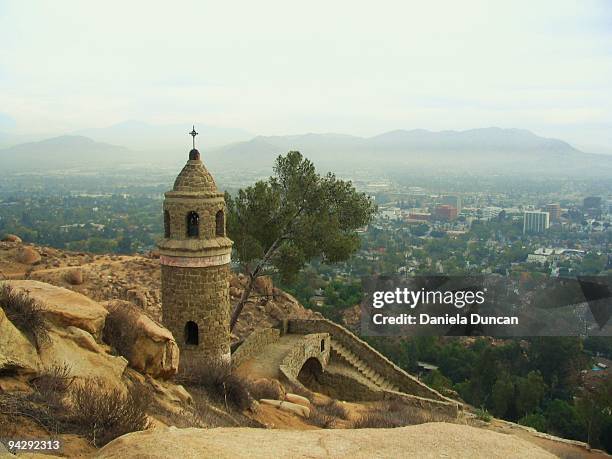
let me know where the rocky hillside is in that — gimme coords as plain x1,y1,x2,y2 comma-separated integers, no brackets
1,235,606,458
97,423,555,459
0,237,320,339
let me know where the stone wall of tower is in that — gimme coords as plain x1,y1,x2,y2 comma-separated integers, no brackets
163,197,226,240
161,263,231,375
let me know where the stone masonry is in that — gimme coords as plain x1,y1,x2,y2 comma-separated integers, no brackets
158,145,233,377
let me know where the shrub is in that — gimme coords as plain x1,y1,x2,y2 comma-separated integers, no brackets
67,379,150,447
30,363,73,407
178,365,255,412
518,412,547,432
0,285,49,348
474,407,492,422
309,407,336,428
353,401,454,429
248,378,285,401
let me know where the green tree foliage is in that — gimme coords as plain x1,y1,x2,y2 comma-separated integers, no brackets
226,151,376,330
491,372,514,418
518,413,548,432
515,371,546,418
529,337,586,398
545,399,586,441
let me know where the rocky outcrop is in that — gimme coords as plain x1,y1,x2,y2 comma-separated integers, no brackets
259,399,310,418
1,234,22,243
97,423,555,459
5,280,108,338
0,280,127,391
103,300,179,379
16,247,41,265
0,306,40,384
65,269,84,285
254,276,274,296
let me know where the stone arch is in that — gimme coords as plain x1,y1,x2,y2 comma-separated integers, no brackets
186,211,199,238
215,210,225,237
297,357,323,388
185,321,199,345
164,210,171,238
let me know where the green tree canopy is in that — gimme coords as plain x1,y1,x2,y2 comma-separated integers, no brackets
226,151,376,330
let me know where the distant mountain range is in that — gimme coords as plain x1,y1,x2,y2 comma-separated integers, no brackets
1,126,611,176
0,135,135,171
204,127,600,175
73,121,252,151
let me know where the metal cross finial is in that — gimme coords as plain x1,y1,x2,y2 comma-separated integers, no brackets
189,125,198,149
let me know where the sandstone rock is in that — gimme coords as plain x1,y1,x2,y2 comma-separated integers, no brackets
125,288,148,308
4,280,108,338
65,269,84,285
103,300,179,379
229,275,245,289
259,399,310,418
0,306,41,380
16,247,41,265
250,378,285,400
285,393,310,408
97,423,556,459
2,234,22,243
39,326,128,390
254,276,274,296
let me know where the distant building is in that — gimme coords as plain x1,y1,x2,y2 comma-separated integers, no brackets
482,206,503,221
440,195,461,212
545,203,561,223
523,211,550,234
583,196,602,218
433,205,457,221
381,207,402,220
407,212,431,222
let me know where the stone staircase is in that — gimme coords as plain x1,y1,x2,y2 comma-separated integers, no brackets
330,340,400,392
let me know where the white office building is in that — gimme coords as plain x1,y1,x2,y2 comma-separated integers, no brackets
523,211,550,234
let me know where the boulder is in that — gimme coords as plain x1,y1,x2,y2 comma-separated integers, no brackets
103,300,179,379
38,326,128,390
125,288,148,308
65,269,84,285
97,423,557,459
254,276,274,297
15,247,41,265
2,234,22,243
229,275,246,289
0,306,41,380
250,378,285,400
285,393,310,408
259,399,310,418
4,280,108,338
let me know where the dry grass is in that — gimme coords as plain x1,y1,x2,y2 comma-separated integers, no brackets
177,365,255,412
353,400,455,428
66,379,151,447
247,378,285,401
0,284,49,348
30,363,74,407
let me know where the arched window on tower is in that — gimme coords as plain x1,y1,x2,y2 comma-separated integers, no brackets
215,210,225,237
164,210,170,238
185,321,199,345
186,211,199,238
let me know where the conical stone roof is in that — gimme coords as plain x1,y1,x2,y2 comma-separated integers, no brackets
172,149,218,193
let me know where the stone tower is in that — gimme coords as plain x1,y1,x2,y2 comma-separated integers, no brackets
158,128,233,377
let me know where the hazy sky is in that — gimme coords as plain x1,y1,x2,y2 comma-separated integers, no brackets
1,0,611,152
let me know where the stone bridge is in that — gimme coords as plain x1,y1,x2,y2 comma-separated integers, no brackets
232,328,331,384
232,319,461,418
